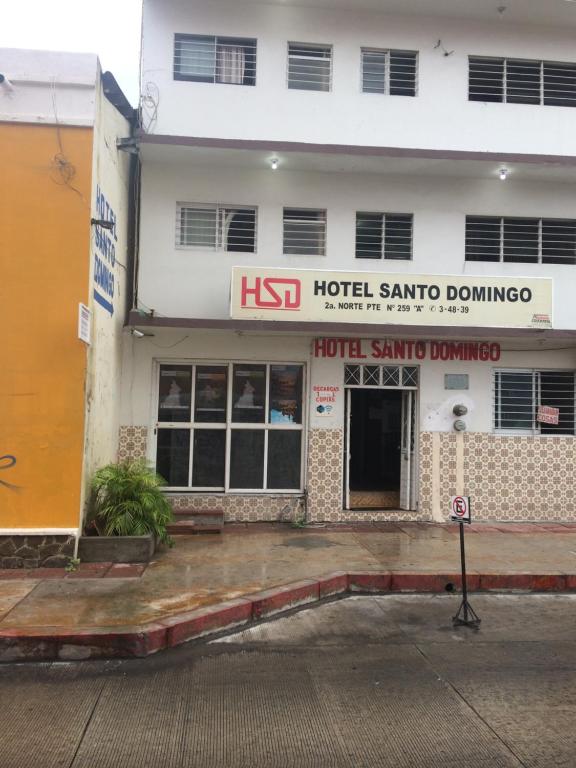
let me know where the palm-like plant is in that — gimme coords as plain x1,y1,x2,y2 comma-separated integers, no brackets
88,460,174,545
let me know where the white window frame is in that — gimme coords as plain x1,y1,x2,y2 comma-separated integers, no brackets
469,56,576,107
153,361,306,493
492,368,576,436
355,211,414,260
176,203,258,253
360,48,419,96
465,215,576,265
173,34,257,86
282,207,327,256
287,42,333,92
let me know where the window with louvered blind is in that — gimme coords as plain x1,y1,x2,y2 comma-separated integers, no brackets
287,43,332,91
355,212,413,260
469,56,576,107
465,216,576,265
493,370,576,435
176,203,257,252
283,208,327,255
361,49,418,96
174,35,257,86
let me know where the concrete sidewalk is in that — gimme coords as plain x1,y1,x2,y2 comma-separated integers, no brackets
2,521,576,661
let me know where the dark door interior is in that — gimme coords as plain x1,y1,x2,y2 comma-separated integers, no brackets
349,389,402,492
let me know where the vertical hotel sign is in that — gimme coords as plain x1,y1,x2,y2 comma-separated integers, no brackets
230,267,553,329
92,185,117,316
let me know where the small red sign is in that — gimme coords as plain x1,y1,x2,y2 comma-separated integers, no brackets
537,405,560,425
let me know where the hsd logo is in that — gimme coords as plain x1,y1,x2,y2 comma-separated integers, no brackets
240,276,301,310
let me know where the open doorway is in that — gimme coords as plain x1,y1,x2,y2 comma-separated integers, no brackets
345,387,416,510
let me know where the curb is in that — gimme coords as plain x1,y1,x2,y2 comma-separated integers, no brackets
0,571,574,662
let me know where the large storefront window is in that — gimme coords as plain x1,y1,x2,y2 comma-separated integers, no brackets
494,369,575,435
156,362,304,490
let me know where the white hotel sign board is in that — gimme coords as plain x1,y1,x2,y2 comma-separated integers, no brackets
230,268,553,329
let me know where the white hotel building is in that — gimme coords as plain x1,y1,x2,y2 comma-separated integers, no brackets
121,0,576,523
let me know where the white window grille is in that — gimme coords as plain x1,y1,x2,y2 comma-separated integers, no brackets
174,34,257,86
465,216,576,265
156,363,305,491
356,212,413,260
283,208,327,256
361,49,418,96
287,43,332,91
493,369,575,435
469,56,576,107
176,203,257,252
344,365,419,388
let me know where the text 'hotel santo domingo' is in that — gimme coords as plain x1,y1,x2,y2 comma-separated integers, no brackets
126,0,576,524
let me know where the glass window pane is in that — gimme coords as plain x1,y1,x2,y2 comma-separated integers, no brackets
469,57,504,102
384,214,412,260
194,366,228,423
506,59,541,105
496,372,534,430
179,206,217,248
503,218,539,263
230,430,264,488
156,429,190,486
269,365,303,424
542,219,576,265
267,432,302,490
356,212,382,258
540,372,575,435
288,44,331,92
465,216,501,262
389,51,417,96
175,35,216,82
362,50,386,94
232,365,266,422
215,37,257,86
158,366,192,422
223,207,256,252
192,429,226,487
543,61,576,107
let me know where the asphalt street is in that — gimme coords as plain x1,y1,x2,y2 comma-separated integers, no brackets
2,594,576,767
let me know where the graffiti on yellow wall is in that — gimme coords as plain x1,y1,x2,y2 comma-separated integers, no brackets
0,455,19,490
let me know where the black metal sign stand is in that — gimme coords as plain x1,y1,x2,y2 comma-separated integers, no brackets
452,521,481,629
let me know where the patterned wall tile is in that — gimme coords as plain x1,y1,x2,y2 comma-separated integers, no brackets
463,433,576,521
418,432,433,517
117,426,148,461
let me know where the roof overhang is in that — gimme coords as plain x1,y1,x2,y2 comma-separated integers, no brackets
127,310,576,344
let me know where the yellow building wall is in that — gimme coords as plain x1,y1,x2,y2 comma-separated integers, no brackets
0,124,92,529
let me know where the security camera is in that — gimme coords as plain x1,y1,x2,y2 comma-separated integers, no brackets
0,74,15,93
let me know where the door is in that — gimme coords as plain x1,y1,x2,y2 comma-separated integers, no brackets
399,390,414,510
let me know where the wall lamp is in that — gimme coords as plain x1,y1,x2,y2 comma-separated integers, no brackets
131,329,154,338
499,167,509,181
270,157,279,171
91,218,115,231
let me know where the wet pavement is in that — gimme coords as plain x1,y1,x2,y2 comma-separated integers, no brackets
1,522,576,633
2,594,576,767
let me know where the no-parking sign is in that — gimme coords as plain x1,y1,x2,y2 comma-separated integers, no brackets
450,496,471,523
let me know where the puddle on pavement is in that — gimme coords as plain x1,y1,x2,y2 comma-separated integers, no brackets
276,537,341,549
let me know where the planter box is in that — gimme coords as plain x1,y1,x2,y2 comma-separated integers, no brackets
78,534,155,564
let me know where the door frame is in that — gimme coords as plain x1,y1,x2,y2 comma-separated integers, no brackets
343,378,419,512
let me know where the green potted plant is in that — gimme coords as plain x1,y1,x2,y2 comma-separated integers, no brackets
79,460,174,563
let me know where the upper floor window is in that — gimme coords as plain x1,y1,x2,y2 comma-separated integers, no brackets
494,369,575,435
174,34,257,85
361,49,418,96
283,208,327,255
356,212,413,259
465,216,576,265
469,56,576,107
176,203,257,252
288,43,332,91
